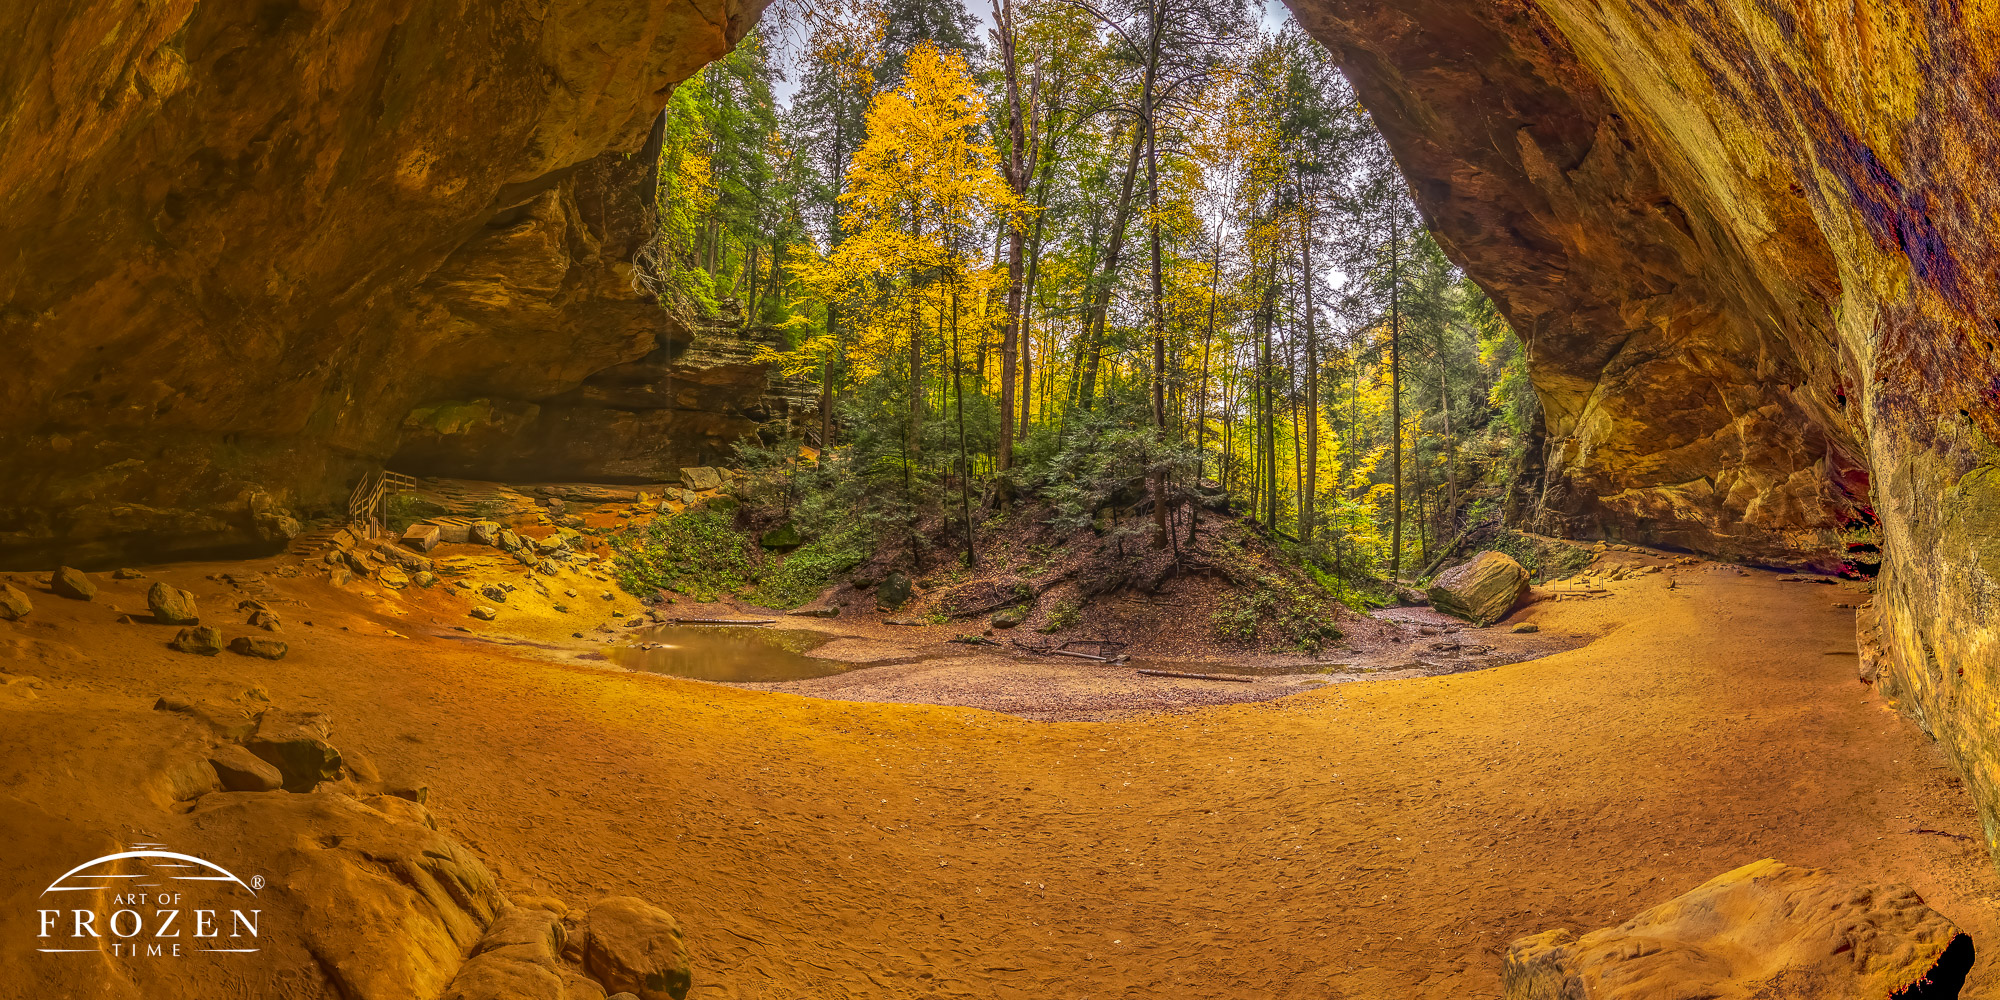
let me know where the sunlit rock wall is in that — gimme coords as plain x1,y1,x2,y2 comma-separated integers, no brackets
0,0,763,567
1290,0,2000,854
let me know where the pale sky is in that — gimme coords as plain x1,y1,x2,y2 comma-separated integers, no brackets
768,0,1300,108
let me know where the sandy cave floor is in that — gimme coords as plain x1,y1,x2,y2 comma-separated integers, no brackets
2,554,1997,998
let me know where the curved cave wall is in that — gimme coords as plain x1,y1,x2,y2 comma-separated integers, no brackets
1286,0,2000,852
0,0,765,568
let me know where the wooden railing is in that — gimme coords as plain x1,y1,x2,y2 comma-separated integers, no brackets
346,470,420,532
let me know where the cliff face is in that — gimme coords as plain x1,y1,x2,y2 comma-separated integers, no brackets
1288,0,2000,851
390,307,821,482
0,0,763,567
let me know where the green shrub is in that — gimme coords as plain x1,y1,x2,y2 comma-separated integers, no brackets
609,509,759,602
383,494,447,533
1039,597,1081,633
743,525,870,609
1209,578,1344,653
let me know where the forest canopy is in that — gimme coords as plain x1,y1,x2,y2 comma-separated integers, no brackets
629,0,1543,595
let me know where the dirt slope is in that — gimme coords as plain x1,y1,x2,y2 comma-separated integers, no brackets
1,559,1992,998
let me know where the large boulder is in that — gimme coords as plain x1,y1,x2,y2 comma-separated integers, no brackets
876,571,912,612
441,905,568,1000
168,626,224,656
1426,551,1528,626
677,467,721,492
229,636,289,660
580,896,692,1000
209,744,285,792
1503,859,1971,999
147,582,200,625
51,566,97,600
0,583,30,621
246,711,345,792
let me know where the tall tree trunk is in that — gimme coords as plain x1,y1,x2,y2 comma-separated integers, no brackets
1298,192,1320,544
1144,20,1168,550
993,0,1031,472
1286,275,1303,537
1021,119,1057,437
819,303,840,450
1077,20,1159,412
1191,233,1220,545
907,275,924,461
1260,267,1279,531
1441,375,1457,526
1388,210,1404,580
948,287,976,565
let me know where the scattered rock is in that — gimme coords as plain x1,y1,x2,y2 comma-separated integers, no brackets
0,584,31,621
877,571,912,611
601,591,616,601
51,566,97,600
498,529,523,551
414,570,438,588
379,567,411,589
470,520,502,546
209,744,285,792
581,896,693,1000
147,582,200,625
787,607,839,618
481,584,509,603
229,636,288,660
677,467,721,492
248,609,283,631
1511,623,1539,633
154,694,263,740
112,567,145,579
1502,859,1970,1000
246,711,343,791
991,606,1027,629
470,606,499,621
440,904,567,1000
168,626,224,655
1426,551,1529,627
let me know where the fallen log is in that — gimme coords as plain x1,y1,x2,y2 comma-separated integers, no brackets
672,618,774,626
1137,668,1253,683
1050,648,1118,663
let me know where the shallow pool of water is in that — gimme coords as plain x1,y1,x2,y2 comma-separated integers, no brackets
604,626,853,682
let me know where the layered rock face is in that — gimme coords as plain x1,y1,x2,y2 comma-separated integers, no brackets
391,308,820,482
1287,0,2000,853
0,0,764,568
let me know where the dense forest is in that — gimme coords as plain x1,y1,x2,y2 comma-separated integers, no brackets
631,0,1542,600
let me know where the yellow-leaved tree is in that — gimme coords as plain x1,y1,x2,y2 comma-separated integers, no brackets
789,40,1024,562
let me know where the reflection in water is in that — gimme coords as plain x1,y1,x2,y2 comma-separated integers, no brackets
605,626,850,682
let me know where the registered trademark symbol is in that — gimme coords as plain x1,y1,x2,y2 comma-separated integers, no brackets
252,875,264,890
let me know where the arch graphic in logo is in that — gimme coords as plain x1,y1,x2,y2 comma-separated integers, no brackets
36,843,263,957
